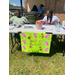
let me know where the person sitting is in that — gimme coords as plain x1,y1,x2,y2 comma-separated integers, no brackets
9,10,29,42
38,4,44,17
43,10,60,45
44,11,50,24
43,10,60,25
31,5,38,12
9,10,29,25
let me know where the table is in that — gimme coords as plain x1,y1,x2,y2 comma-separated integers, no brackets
9,24,65,55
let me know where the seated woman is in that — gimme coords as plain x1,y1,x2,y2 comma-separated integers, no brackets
9,10,29,42
43,10,60,45
38,4,44,17
9,10,29,25
43,10,60,25
31,5,38,12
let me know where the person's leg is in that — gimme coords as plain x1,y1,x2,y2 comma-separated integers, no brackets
15,33,20,43
12,33,20,43
12,33,15,37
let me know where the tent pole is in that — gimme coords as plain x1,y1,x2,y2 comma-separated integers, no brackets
20,0,23,16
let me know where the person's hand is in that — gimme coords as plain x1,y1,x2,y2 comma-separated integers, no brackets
9,21,13,24
10,21,13,24
51,21,53,24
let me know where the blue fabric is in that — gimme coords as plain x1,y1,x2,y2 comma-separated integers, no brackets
12,33,20,42
31,9,38,12
54,25,63,28
12,33,19,37
12,33,15,36
38,8,44,12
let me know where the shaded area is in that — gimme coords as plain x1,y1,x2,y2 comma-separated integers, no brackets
28,41,65,57
16,37,65,57
9,33,65,57
16,44,21,51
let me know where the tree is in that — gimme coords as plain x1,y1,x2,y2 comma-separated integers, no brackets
9,3,13,6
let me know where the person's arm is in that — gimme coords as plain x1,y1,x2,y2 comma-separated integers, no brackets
55,16,60,24
43,16,47,24
9,21,13,24
22,17,30,24
9,16,14,24
41,12,43,14
57,21,60,24
41,9,44,14
39,9,44,17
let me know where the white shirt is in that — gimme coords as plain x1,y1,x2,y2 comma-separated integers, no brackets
43,15,60,25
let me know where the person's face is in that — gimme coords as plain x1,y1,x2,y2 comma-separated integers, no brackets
33,6,36,9
46,11,49,16
47,12,51,17
40,5,42,9
16,11,20,17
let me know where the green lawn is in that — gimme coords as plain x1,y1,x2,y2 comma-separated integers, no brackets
9,34,65,75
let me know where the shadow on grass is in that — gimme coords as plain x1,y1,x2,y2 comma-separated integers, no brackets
28,41,65,57
16,44,21,51
16,38,65,57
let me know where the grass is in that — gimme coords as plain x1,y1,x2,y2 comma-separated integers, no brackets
9,34,65,75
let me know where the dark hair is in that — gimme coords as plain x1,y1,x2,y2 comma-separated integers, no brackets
47,10,53,24
16,10,21,18
17,10,21,14
33,5,38,10
40,4,44,7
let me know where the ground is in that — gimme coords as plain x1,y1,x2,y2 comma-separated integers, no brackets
9,34,65,75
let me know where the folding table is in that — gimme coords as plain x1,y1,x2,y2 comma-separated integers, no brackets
9,24,65,55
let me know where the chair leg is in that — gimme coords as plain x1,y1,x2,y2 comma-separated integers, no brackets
11,33,13,54
10,33,20,54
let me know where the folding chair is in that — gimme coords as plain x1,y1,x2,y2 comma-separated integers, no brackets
20,32,52,54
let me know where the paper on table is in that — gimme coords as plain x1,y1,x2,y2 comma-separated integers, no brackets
60,28,65,31
9,26,15,30
54,27,65,32
25,25,33,26
24,25,34,29
43,25,53,30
